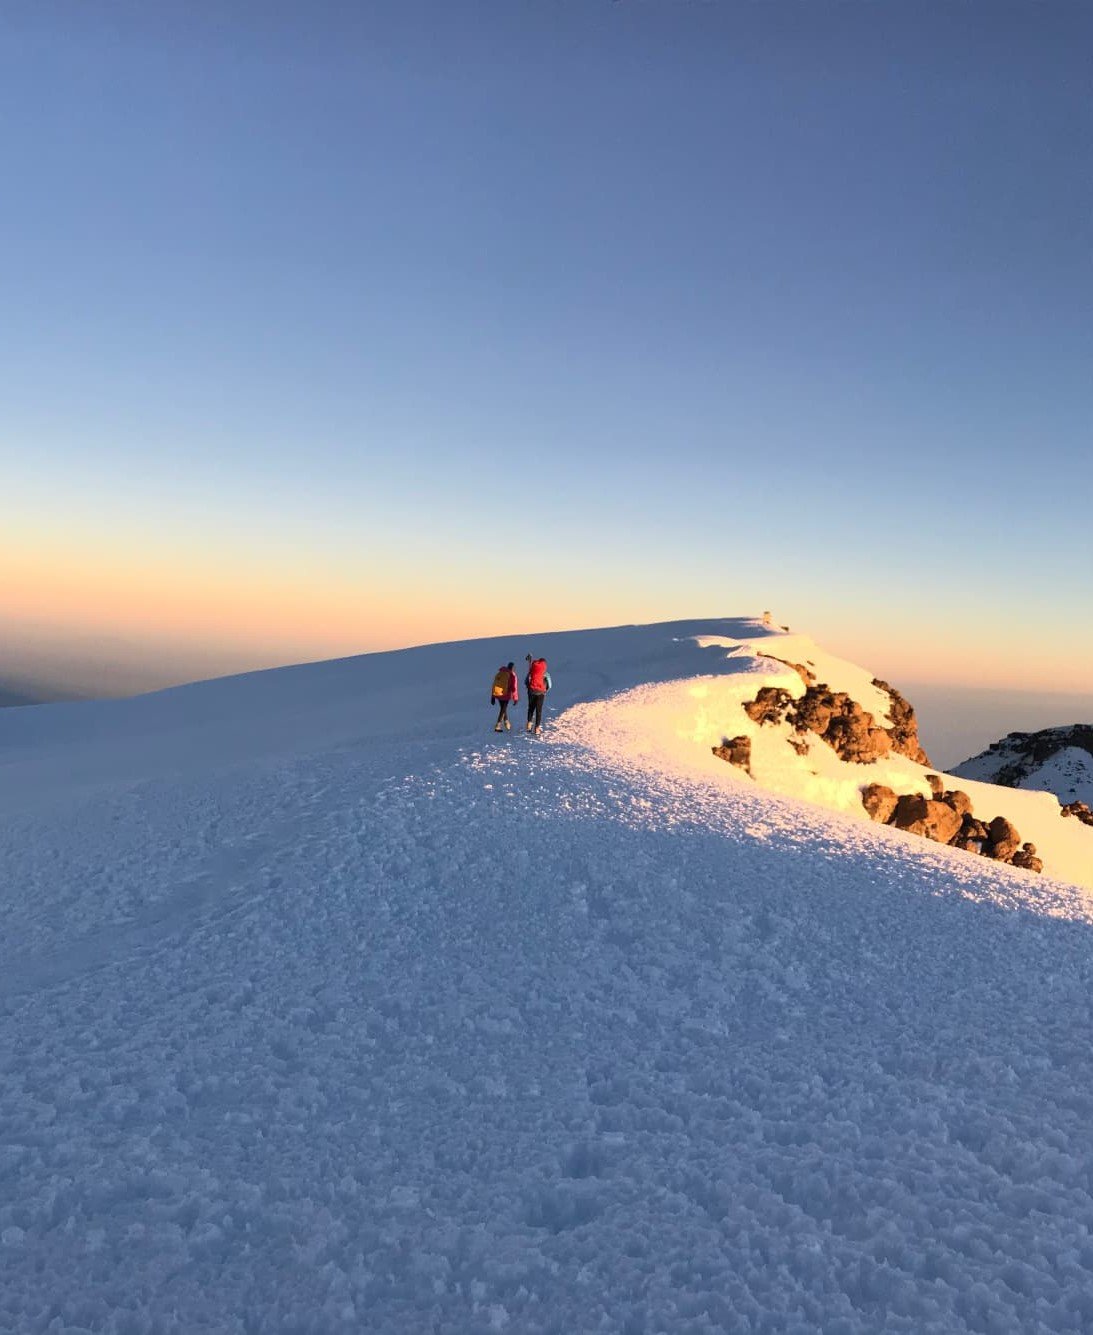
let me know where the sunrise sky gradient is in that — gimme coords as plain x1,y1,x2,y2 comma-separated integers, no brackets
3,3,1091,701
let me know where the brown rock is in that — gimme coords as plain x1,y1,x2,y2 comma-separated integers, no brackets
892,794,964,844
745,676,930,769
893,793,930,827
793,691,836,736
826,716,892,764
1062,801,1093,827
743,687,793,725
712,735,752,774
861,783,899,824
951,813,990,851
801,686,892,763
926,801,963,845
873,677,931,766
942,790,974,817
1012,843,1044,873
984,816,1021,863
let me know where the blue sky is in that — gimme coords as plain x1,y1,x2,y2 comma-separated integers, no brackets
2,2,1091,695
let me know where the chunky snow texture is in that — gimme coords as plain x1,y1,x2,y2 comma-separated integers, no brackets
3,618,1093,1334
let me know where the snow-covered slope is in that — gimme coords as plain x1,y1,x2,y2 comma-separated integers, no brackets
955,725,1093,807
3,617,1093,1333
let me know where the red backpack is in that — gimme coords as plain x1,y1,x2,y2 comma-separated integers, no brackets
527,659,548,692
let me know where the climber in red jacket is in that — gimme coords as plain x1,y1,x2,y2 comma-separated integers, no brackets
523,654,551,735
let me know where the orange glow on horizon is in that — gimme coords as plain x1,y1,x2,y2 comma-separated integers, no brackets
3,538,474,661
4,537,1091,696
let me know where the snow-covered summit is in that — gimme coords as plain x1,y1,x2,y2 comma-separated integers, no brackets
4,616,1093,1332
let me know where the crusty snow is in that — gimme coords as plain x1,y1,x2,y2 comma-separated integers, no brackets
3,617,1093,1333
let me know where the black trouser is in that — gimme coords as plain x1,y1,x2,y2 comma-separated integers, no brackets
496,697,510,725
527,691,545,729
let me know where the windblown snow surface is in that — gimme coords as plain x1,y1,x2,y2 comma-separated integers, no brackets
3,617,1093,1334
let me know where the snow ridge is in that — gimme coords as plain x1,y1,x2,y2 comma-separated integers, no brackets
3,617,1093,1332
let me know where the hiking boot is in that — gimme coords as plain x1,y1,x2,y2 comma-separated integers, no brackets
534,726,542,736
504,719,511,731
494,723,503,732
526,722,532,732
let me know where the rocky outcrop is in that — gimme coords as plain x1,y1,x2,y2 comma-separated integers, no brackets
952,814,990,852
735,657,1057,878
1012,844,1043,873
993,725,1093,782
861,783,899,824
743,676,929,767
890,785,972,845
984,816,1021,863
1062,801,1093,827
743,687,794,726
711,736,751,775
892,794,963,845
825,703,893,764
945,789,973,817
860,783,1041,874
744,684,893,764
872,679,930,765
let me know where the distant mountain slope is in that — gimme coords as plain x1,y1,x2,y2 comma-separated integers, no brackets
0,672,75,708
0,689,36,707
954,724,1093,806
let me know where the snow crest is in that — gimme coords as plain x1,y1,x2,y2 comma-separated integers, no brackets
3,617,1093,1332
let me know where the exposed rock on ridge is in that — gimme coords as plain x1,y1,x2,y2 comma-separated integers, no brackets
711,735,752,774
860,781,1043,873
872,679,930,765
742,677,930,767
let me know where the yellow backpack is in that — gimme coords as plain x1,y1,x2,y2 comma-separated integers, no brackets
491,669,509,699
